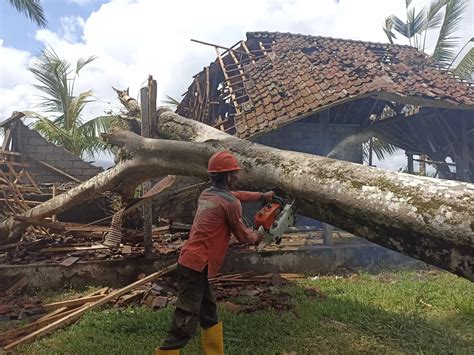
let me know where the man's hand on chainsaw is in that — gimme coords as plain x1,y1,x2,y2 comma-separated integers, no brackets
261,191,275,202
255,230,265,244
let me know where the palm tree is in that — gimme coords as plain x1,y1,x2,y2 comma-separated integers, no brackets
6,0,46,27
383,0,472,79
27,48,117,158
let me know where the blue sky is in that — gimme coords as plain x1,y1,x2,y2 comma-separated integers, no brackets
0,0,108,53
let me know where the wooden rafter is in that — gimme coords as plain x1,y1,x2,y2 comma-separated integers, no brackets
203,67,210,122
240,41,256,65
215,47,240,115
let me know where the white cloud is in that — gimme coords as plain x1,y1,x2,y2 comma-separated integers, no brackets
59,16,85,43
29,0,409,113
0,40,36,119
1,0,472,167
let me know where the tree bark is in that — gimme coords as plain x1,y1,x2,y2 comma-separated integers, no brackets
1,109,473,280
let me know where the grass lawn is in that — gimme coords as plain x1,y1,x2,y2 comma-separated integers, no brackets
14,270,474,354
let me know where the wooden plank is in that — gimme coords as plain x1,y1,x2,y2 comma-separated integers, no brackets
115,289,146,306
4,275,28,296
39,245,109,253
193,77,204,121
26,156,81,183
60,256,81,267
457,116,470,182
215,47,240,114
2,129,12,150
190,38,253,58
368,137,373,166
406,152,414,173
13,216,66,231
229,50,248,105
0,159,29,168
240,41,256,65
148,77,158,136
0,150,22,156
43,295,105,312
203,66,210,122
3,263,177,351
36,307,69,322
52,184,58,222
141,82,153,257
0,306,83,343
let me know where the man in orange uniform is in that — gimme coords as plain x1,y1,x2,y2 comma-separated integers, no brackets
156,151,274,355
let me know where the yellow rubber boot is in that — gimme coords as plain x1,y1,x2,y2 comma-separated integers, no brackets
154,348,180,355
201,321,224,355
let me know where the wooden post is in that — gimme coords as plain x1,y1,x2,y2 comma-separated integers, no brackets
148,78,157,136
406,152,414,174
456,116,471,182
322,223,334,246
140,82,153,257
368,136,373,167
52,184,58,222
419,154,427,176
320,110,330,156
320,110,333,246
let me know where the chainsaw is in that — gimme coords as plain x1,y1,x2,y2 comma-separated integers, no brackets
254,195,296,252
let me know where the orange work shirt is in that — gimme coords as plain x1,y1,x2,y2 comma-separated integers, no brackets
178,187,261,278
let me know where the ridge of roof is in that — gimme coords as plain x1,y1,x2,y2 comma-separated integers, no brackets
246,31,419,51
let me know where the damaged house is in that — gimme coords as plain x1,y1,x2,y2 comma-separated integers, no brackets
1,112,103,183
0,112,106,223
178,32,473,181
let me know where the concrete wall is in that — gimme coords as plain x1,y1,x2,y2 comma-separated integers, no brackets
16,122,103,183
252,117,361,160
0,241,425,290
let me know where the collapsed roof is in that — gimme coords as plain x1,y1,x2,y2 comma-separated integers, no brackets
177,31,474,139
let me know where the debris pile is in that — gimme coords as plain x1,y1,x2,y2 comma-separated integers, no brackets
0,268,307,351
115,271,300,314
0,223,189,265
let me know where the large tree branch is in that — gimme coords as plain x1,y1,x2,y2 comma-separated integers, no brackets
1,109,473,280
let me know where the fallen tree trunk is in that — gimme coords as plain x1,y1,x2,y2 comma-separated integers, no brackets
1,109,473,280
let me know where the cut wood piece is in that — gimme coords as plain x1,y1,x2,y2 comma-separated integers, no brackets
13,216,66,231
171,222,192,231
36,307,69,322
87,287,109,297
3,263,177,351
39,245,109,253
0,305,85,344
42,295,105,312
4,275,28,296
115,290,146,306
60,256,80,267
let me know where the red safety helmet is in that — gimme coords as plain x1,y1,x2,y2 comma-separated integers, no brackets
207,151,241,173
